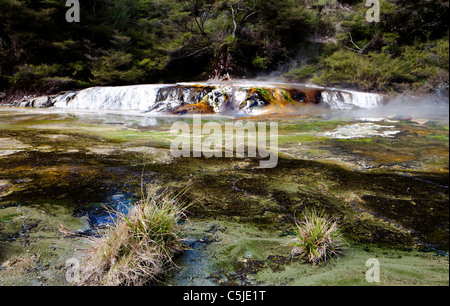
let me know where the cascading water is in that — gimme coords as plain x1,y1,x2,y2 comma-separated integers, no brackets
21,82,387,114
53,85,164,111
320,89,383,110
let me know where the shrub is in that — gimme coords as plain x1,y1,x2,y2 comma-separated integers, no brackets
286,64,317,81
11,64,60,91
91,50,145,85
289,209,347,265
307,35,450,92
252,56,270,70
79,187,189,286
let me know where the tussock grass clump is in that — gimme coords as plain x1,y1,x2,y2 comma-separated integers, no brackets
79,187,189,286
289,209,347,265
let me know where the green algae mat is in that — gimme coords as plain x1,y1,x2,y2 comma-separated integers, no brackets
0,108,448,286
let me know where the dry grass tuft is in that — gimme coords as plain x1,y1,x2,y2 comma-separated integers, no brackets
289,209,347,265
79,186,189,286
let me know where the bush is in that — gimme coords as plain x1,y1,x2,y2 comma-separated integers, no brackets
79,186,190,286
285,64,317,80
252,56,270,70
289,209,347,265
91,50,145,85
11,64,60,91
308,37,449,92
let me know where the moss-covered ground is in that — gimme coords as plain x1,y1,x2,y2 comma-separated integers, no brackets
0,108,448,286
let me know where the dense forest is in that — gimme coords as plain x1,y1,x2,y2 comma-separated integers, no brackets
0,0,448,97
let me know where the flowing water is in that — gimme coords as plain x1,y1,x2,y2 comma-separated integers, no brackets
1,82,449,286
48,81,385,114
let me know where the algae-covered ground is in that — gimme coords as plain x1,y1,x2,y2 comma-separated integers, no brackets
0,107,448,286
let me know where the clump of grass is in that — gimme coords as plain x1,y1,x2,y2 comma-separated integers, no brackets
79,186,189,286
289,209,347,265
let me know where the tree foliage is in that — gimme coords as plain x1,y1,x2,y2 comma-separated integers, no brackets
0,0,448,94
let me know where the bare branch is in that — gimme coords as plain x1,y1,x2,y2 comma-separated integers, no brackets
348,33,362,52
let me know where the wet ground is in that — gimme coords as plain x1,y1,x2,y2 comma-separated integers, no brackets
0,107,448,286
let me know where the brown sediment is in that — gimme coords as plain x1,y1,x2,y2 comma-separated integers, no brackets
284,88,322,104
302,89,322,104
242,87,323,108
271,89,290,106
171,102,215,115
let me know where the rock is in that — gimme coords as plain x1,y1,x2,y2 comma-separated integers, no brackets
239,92,269,113
0,92,6,100
13,95,54,108
30,96,53,108
200,86,232,113
155,85,214,111
12,97,30,107
18,101,31,107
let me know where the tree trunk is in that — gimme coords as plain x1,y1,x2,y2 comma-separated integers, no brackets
210,44,234,80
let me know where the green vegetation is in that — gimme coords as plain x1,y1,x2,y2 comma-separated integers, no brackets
0,111,448,285
79,187,189,286
1,0,447,96
287,0,449,92
289,209,347,264
307,38,449,92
